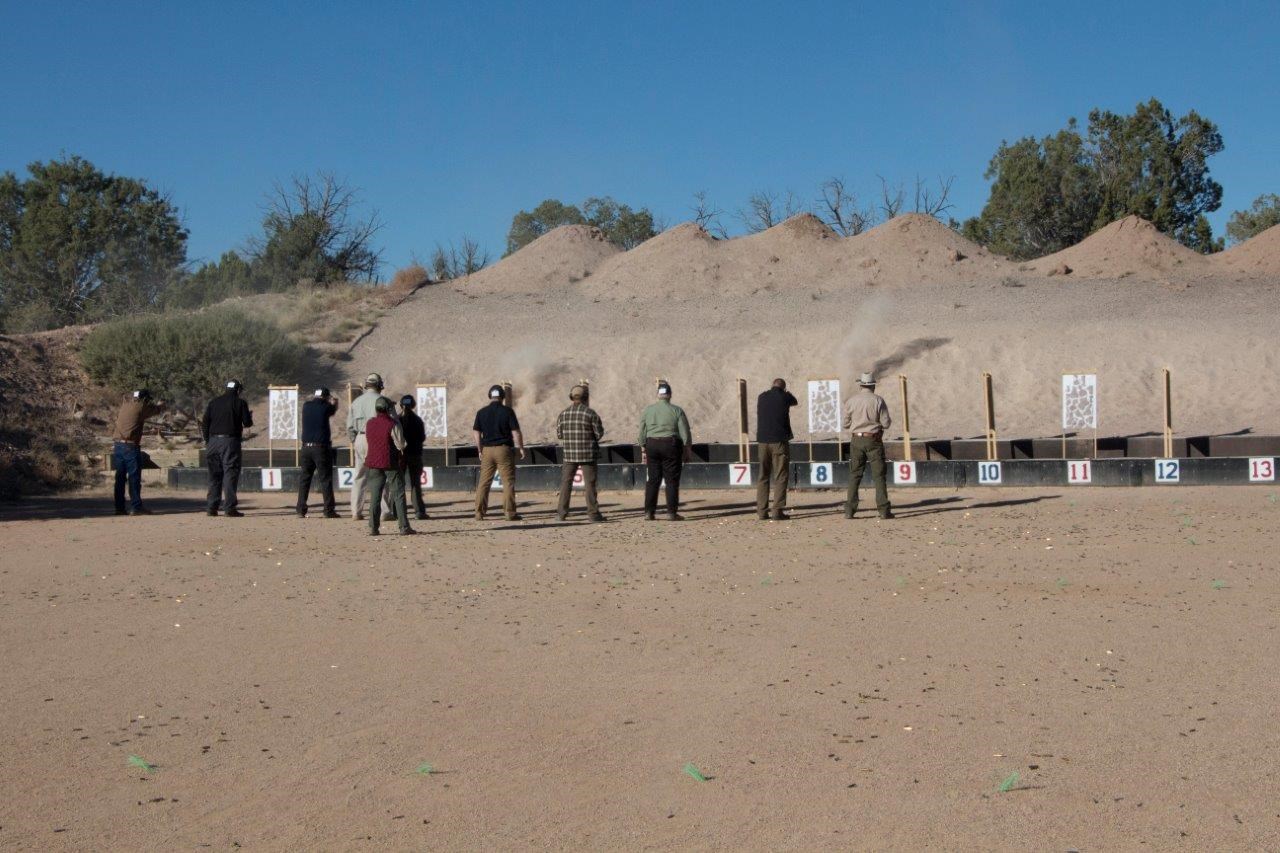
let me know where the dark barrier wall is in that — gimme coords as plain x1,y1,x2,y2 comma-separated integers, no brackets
170,457,1278,492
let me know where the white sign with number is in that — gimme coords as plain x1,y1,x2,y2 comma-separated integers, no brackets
977,460,1002,484
894,460,917,485
810,462,834,486
1067,460,1092,484
261,468,283,491
1155,459,1180,483
337,467,355,490
419,466,434,489
491,470,503,489
1249,457,1275,482
570,466,584,489
729,463,753,486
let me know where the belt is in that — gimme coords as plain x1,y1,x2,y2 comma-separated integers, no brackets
210,434,239,438
303,442,330,447
852,432,882,438
114,440,139,446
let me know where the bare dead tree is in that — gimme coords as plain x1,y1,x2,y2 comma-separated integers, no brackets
737,189,779,233
431,237,491,281
877,175,905,221
252,172,384,283
913,175,956,217
818,177,875,236
690,190,728,238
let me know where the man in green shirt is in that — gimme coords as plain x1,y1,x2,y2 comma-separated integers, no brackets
638,381,692,521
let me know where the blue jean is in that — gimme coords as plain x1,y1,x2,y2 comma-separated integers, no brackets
113,442,143,511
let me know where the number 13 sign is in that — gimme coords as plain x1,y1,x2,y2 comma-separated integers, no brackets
1250,457,1276,482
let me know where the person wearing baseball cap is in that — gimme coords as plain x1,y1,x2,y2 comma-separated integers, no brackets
110,388,165,515
345,372,387,520
637,379,692,521
364,395,415,536
554,383,606,522
296,387,340,519
202,379,254,517
842,371,893,519
398,394,429,521
472,384,525,520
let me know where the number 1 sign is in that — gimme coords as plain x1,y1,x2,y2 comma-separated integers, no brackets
261,468,283,491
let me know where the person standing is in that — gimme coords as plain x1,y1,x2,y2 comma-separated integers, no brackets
755,378,798,520
638,381,692,521
398,394,429,520
364,396,415,536
111,389,165,515
555,384,606,522
202,380,253,517
346,373,384,520
472,385,525,521
296,387,340,519
843,371,893,519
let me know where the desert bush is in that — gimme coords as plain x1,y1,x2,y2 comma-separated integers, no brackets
81,307,306,416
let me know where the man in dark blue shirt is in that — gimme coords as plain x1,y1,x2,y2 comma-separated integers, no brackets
472,385,525,520
399,394,429,520
756,378,798,520
202,380,254,517
296,387,340,518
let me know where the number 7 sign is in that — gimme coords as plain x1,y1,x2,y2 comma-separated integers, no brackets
729,463,753,486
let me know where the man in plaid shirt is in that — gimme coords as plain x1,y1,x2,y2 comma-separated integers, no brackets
556,384,606,522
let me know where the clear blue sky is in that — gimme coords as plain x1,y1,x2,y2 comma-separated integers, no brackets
3,1,1277,273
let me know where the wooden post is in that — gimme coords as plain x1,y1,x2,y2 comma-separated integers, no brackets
982,372,997,461
737,378,749,464
899,375,912,461
1162,368,1173,458
346,383,354,467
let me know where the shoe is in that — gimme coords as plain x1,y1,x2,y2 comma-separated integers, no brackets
771,512,790,521
415,513,428,521
665,512,685,521
207,508,219,517
323,511,341,519
644,511,656,521
556,512,568,522
383,512,396,522
399,528,417,536
506,514,523,521
844,507,857,519
878,511,895,520
354,513,365,521
225,509,244,518
588,514,606,523
369,528,381,536
474,513,486,521
129,507,153,516
115,508,128,516
757,513,768,521
295,511,307,518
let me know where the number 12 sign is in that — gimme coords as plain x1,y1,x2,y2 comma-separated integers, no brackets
1249,457,1276,482
894,461,917,485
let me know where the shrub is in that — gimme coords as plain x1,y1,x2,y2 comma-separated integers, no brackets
81,307,307,417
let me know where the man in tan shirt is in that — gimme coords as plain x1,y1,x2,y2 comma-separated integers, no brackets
843,372,893,519
111,389,165,515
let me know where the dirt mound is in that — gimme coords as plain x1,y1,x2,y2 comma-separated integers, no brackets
841,213,1013,285
459,225,620,293
1030,215,1207,279
1213,224,1280,277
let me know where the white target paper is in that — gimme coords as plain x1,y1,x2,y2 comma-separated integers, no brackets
1061,374,1097,430
807,380,842,436
268,388,299,440
415,385,448,439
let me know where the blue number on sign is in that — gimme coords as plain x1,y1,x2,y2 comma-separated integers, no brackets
1155,460,1179,483
816,465,828,483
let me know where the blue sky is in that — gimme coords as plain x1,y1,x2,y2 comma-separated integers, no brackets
3,1,1277,273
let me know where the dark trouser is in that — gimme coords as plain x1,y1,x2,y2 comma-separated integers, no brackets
296,444,335,515
756,441,790,516
846,435,890,514
404,455,426,517
113,442,143,512
366,467,409,534
644,437,683,515
206,435,242,512
558,462,599,517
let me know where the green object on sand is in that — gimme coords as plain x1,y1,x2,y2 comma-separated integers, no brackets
128,755,154,772
998,771,1019,792
415,762,435,776
683,762,708,782
1056,577,1068,589
1211,580,1226,590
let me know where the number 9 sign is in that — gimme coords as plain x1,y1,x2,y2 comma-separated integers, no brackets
893,461,917,485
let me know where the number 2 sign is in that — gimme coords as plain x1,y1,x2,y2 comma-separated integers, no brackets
729,463,753,486
337,467,355,490
1249,457,1276,482
893,461,917,485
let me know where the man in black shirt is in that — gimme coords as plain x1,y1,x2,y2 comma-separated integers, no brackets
202,380,254,517
399,394,428,520
472,385,525,520
296,387,340,519
755,378,798,520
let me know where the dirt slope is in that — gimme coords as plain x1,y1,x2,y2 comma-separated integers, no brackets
1030,215,1209,278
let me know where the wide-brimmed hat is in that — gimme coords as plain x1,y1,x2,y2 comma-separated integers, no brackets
857,372,876,387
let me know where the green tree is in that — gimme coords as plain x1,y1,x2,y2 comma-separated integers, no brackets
583,196,658,249
505,199,586,255
965,99,1226,259
249,173,382,291
1226,193,1280,245
0,155,187,330
163,251,256,309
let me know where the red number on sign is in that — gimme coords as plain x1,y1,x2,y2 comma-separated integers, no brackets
899,464,911,480
1252,459,1274,479
734,465,747,483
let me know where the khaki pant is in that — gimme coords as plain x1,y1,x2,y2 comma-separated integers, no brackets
476,445,517,518
366,467,409,534
756,441,790,516
557,462,599,517
846,435,890,514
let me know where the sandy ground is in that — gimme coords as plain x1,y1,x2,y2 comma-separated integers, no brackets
2,485,1279,850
